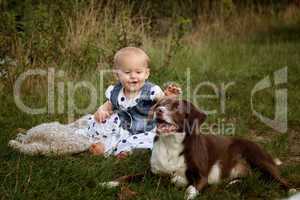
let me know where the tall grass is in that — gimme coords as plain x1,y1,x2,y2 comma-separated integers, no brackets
62,1,149,73
1,2,299,75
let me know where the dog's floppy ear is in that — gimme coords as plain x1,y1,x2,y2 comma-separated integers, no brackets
181,100,206,134
148,99,160,120
148,106,155,120
189,102,206,126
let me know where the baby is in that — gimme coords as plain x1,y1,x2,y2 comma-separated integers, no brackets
87,47,180,158
7,47,181,157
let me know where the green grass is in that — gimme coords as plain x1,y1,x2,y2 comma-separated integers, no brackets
1,21,300,200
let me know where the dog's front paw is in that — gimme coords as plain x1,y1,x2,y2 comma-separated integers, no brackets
164,84,182,97
185,185,199,200
171,175,188,187
288,188,298,195
98,181,120,188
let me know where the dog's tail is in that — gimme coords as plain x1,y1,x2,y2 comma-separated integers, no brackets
229,139,290,190
99,173,146,188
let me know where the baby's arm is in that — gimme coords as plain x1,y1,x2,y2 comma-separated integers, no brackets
94,100,113,123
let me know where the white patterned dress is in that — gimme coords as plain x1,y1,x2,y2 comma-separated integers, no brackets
84,84,163,156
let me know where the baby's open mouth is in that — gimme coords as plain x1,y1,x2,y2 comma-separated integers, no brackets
129,81,138,84
156,118,178,133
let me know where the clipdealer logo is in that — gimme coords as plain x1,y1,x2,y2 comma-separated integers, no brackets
251,67,288,133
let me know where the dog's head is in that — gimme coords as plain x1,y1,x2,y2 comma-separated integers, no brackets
149,97,206,135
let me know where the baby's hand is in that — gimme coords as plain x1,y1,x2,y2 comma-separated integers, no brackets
164,84,182,96
94,108,112,123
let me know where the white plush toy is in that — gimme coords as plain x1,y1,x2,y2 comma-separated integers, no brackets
8,115,93,156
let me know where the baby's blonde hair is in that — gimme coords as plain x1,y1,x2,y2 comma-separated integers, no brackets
113,47,149,69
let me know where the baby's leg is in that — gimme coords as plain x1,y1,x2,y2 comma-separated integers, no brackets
114,131,155,155
86,113,122,156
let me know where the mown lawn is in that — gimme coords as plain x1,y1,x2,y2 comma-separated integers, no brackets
1,23,300,199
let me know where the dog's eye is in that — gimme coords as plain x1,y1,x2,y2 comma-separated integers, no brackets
169,102,177,109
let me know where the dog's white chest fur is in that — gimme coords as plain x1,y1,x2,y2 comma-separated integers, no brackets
150,133,187,182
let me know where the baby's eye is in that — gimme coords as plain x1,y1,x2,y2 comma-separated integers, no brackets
124,71,130,74
136,71,142,74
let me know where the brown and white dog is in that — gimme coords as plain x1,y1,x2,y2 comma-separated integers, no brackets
100,98,293,199
149,97,290,199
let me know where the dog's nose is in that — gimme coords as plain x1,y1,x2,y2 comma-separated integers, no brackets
156,107,164,114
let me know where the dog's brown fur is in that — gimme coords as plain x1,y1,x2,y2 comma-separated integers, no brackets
152,98,290,191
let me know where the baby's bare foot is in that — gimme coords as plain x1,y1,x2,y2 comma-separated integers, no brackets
89,143,105,156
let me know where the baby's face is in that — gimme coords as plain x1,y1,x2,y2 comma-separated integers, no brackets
116,55,149,94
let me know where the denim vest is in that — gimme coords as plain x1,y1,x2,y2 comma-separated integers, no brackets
110,81,156,134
